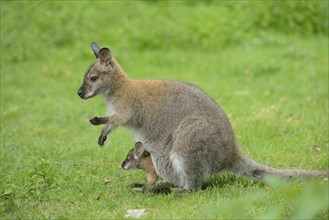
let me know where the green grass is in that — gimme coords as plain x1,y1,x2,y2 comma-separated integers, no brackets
1,1,328,219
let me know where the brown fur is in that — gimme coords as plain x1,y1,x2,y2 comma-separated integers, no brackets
78,42,328,191
121,142,158,192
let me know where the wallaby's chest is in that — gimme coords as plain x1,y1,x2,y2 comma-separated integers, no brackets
106,100,116,116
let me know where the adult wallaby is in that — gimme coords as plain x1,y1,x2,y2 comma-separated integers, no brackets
78,42,328,191
121,142,158,192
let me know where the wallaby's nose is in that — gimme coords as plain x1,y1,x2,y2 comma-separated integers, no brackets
77,88,83,97
121,162,125,169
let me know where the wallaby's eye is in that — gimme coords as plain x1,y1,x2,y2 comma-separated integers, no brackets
90,76,98,82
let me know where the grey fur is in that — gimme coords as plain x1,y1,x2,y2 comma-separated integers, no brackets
91,42,100,58
78,43,329,191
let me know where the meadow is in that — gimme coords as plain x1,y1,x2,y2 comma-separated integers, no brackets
1,1,328,219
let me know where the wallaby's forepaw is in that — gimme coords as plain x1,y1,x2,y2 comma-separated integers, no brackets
98,135,107,147
90,117,101,125
90,117,105,125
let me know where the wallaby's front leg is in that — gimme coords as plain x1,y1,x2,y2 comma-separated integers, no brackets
98,125,113,147
90,113,130,146
90,112,130,127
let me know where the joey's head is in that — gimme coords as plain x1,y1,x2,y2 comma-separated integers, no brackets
78,42,118,99
121,142,150,170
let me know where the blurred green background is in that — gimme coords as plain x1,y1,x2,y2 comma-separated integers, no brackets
1,1,328,219
1,1,328,62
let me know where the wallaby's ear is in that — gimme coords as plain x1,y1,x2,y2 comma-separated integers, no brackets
91,42,100,58
134,142,144,158
99,48,112,66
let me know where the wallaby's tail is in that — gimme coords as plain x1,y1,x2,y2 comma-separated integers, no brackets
231,156,329,180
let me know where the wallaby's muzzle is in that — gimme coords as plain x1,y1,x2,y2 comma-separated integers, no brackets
77,87,86,99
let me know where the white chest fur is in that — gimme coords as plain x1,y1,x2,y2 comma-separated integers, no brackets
106,100,116,116
128,127,145,144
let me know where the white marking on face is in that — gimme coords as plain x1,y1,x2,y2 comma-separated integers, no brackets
85,91,95,99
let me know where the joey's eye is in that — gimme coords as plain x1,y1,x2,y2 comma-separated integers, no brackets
90,76,98,82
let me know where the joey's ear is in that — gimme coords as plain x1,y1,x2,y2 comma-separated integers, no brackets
134,142,144,157
91,42,100,58
99,48,112,66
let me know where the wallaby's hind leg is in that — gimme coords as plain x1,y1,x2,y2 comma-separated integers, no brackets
183,174,204,191
173,152,205,191
170,116,235,191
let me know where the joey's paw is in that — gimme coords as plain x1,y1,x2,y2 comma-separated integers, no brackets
98,135,107,147
90,117,102,125
130,183,144,188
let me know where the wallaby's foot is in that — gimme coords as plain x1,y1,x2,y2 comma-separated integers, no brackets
140,184,172,195
130,183,170,194
151,187,172,195
98,134,107,147
141,184,155,193
130,183,145,188
90,117,106,125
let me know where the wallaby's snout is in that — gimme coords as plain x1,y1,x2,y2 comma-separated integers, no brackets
121,161,128,170
77,87,86,99
121,148,135,170
77,84,91,99
77,76,100,99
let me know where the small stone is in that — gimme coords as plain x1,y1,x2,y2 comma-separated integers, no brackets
125,209,146,218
